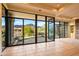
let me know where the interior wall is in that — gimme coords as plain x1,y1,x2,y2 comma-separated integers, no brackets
68,20,76,39
75,19,79,39
0,4,2,55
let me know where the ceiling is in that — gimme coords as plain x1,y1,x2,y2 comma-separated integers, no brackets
4,3,79,22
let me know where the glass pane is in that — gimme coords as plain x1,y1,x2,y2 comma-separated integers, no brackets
65,22,68,38
12,19,23,45
55,22,59,39
47,17,54,41
37,16,45,43
24,19,35,44
60,22,64,38
2,17,5,49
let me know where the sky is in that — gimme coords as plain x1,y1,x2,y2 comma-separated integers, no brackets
14,19,45,27
2,18,45,27
2,17,5,26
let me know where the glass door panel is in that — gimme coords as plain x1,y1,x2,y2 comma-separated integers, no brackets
55,22,59,39
65,22,68,38
24,19,35,44
37,16,45,43
60,22,64,38
12,19,23,45
47,18,54,41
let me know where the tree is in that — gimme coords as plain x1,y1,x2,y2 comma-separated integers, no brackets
24,26,34,36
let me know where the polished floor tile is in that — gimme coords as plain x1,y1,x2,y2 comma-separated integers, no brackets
2,38,79,56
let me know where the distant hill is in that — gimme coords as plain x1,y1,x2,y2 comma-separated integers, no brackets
14,24,35,28
13,24,43,28
14,25,22,28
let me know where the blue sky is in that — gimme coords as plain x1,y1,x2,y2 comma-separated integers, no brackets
2,18,45,27
2,17,5,26
14,19,45,26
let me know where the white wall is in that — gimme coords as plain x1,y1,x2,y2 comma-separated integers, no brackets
0,4,2,55
68,20,76,39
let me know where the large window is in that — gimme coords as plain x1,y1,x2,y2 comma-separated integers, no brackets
37,16,45,43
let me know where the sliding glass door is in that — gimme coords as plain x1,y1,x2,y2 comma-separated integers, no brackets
24,19,35,44
37,16,45,43
47,17,54,41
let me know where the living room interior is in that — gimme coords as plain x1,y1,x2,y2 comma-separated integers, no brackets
0,3,79,56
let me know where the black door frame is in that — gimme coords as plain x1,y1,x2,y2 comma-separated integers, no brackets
48,17,55,41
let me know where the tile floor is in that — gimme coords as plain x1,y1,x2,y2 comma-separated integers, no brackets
2,38,79,56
